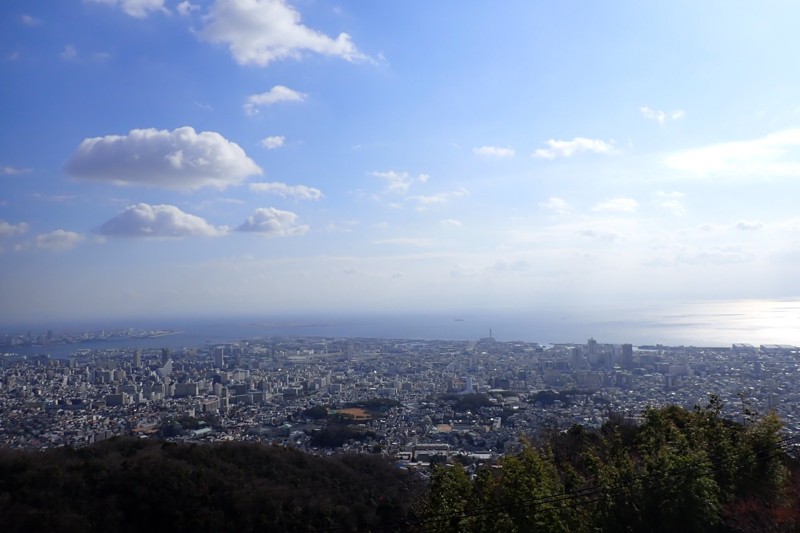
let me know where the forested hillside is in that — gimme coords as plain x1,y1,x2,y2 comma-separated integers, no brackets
422,397,799,532
0,438,421,532
1,399,798,532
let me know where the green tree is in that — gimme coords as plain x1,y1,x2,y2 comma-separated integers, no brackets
422,465,473,532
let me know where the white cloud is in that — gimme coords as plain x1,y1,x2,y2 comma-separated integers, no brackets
340,267,403,279
492,259,531,272
199,0,366,67
93,52,112,63
21,15,41,26
532,137,615,159
640,106,685,125
591,198,639,213
451,265,481,278
372,171,429,195
84,0,167,18
409,187,469,207
473,146,515,157
539,197,570,215
249,181,323,200
665,129,800,178
176,1,199,16
735,220,763,231
440,219,463,228
65,126,261,191
99,203,224,237
655,190,686,215
61,45,78,61
676,246,751,265
372,237,437,248
0,221,29,238
244,85,305,115
326,219,358,233
237,207,308,236
35,230,84,251
260,135,285,149
578,228,619,242
1,166,32,175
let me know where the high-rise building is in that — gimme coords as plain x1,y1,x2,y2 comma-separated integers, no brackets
571,347,584,369
587,338,599,365
214,347,225,368
161,348,171,366
464,375,474,394
621,344,634,369
133,349,142,369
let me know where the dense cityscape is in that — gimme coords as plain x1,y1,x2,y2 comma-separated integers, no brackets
2,328,798,463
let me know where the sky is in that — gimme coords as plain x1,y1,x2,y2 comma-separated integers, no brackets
3,0,800,328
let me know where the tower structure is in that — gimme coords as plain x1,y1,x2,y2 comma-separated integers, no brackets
621,343,633,369
587,338,599,365
214,347,225,369
161,348,171,366
465,375,474,394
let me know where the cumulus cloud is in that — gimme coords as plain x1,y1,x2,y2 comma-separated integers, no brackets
539,197,570,215
199,0,366,67
237,207,308,236
0,221,29,238
473,146,515,157
35,230,84,251
249,181,323,200
65,126,261,191
640,106,685,125
260,135,285,149
533,137,615,159
591,198,639,213
99,203,224,237
244,85,305,115
84,0,167,18
176,1,199,16
665,129,800,178
372,171,429,195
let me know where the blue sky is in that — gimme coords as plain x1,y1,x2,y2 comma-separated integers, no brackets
2,0,800,326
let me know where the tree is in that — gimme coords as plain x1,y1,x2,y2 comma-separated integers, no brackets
422,465,473,532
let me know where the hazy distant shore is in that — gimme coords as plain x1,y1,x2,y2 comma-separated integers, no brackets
3,299,799,358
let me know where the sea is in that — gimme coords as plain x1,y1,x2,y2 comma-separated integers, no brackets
5,298,800,359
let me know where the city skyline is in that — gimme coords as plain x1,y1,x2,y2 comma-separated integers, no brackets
3,1,800,325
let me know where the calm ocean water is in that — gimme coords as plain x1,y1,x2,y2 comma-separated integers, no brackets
6,299,800,358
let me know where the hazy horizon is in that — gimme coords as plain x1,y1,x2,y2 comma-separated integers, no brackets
4,298,800,349
3,2,800,330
